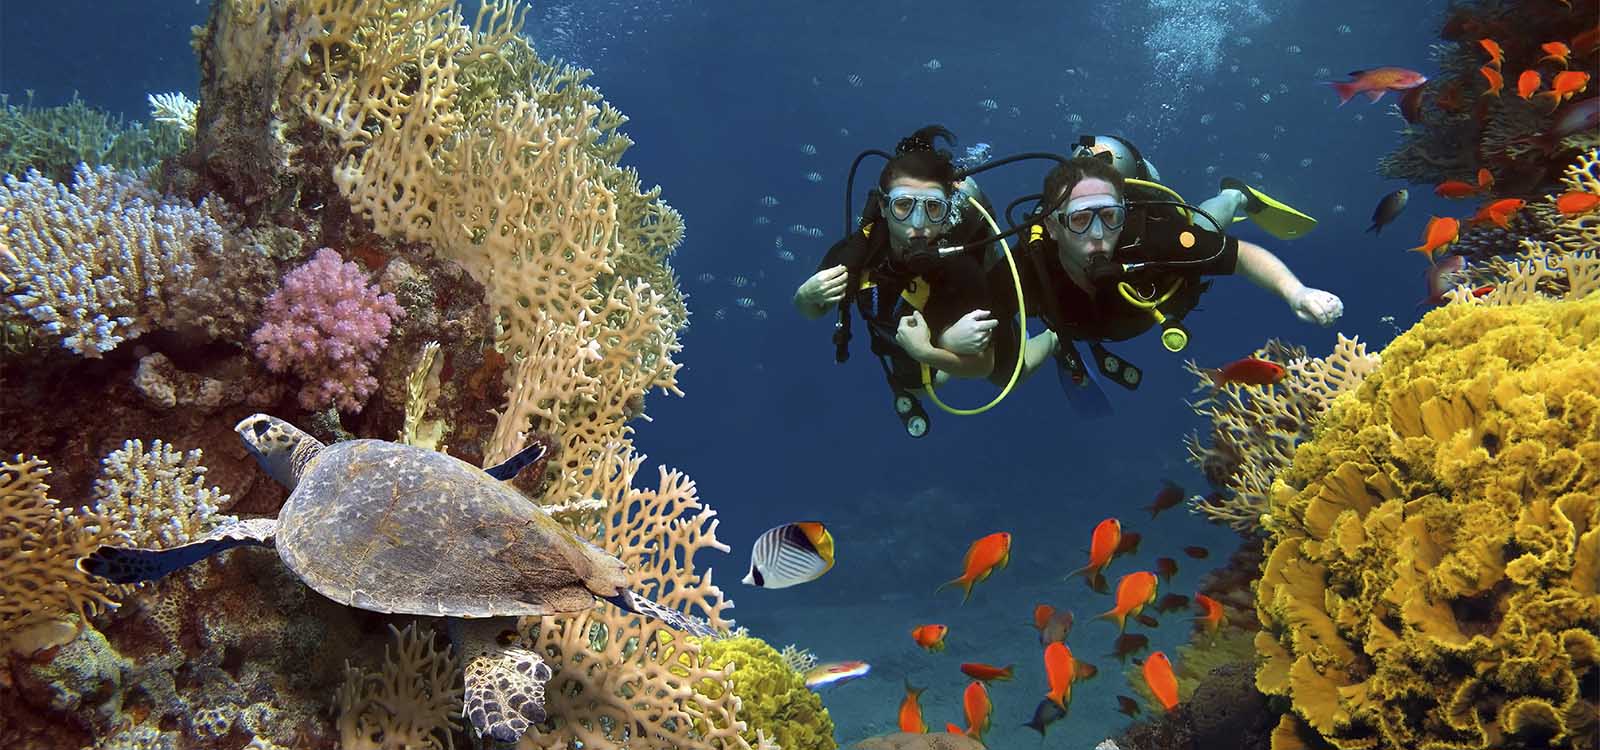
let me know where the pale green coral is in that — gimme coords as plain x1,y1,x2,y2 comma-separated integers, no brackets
695,635,837,750
0,92,187,182
1256,295,1600,750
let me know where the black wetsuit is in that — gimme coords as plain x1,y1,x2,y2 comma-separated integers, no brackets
987,209,1240,373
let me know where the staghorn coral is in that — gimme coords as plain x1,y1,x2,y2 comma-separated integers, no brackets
0,456,125,655
1184,336,1380,533
693,636,836,750
1255,295,1600,750
91,438,235,549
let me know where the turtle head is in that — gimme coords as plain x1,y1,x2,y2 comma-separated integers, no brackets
235,414,324,490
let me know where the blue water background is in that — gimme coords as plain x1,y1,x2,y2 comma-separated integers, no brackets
2,0,1454,744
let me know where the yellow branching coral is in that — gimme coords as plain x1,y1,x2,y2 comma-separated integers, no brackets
336,622,464,750
1184,336,1380,532
1256,296,1600,750
0,456,124,654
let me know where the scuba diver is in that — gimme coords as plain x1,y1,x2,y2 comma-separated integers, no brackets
985,153,1344,416
793,125,999,437
1070,134,1320,241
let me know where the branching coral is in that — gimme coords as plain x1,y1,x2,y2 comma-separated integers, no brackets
1184,336,1380,533
694,636,836,750
1255,295,1600,750
0,92,188,182
336,622,463,750
92,438,235,549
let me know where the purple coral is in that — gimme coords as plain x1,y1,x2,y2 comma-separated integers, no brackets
251,248,404,412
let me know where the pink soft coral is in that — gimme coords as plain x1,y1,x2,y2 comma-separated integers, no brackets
251,248,404,412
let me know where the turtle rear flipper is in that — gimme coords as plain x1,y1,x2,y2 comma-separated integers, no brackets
81,518,278,583
452,619,552,742
603,590,717,638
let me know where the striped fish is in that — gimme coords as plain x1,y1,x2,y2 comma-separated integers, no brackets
742,522,835,589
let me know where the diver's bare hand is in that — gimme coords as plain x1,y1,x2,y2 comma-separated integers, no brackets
896,310,933,358
797,265,849,308
1290,288,1343,327
939,309,997,355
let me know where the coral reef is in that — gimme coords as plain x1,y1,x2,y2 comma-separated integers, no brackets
694,635,836,750
0,92,188,183
1255,295,1600,750
850,734,984,750
336,622,463,750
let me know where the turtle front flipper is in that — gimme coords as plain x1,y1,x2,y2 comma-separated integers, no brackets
603,590,718,638
451,619,552,742
81,518,278,584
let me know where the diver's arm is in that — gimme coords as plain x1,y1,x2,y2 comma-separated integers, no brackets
1233,241,1305,302
1017,329,1058,382
912,341,996,379
794,264,849,320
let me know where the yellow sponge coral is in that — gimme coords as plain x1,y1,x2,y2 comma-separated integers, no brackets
695,635,836,750
1255,295,1600,750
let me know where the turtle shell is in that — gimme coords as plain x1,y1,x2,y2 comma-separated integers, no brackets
274,439,628,617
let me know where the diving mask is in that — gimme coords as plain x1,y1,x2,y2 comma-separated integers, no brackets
1054,204,1127,235
884,188,952,227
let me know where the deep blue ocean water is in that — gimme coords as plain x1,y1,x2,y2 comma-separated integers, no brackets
1,0,1458,745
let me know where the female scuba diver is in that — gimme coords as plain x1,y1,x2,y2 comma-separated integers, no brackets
792,125,1000,437
984,154,1344,416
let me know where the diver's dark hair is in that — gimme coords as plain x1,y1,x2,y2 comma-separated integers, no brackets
878,124,959,193
1041,155,1127,209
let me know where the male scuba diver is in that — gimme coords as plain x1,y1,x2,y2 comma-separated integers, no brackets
793,125,999,437
1071,134,1320,241
985,154,1343,417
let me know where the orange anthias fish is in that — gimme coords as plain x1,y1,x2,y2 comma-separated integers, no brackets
1518,70,1542,100
1116,695,1142,717
1540,41,1571,67
1193,593,1225,637
1143,652,1181,712
1142,480,1185,518
1411,216,1461,258
1204,357,1287,388
1542,71,1591,105
1155,593,1192,613
911,624,948,652
899,680,928,733
1479,66,1504,96
1476,168,1494,190
1478,38,1504,69
1033,604,1074,646
1154,556,1179,582
1183,545,1210,559
1043,641,1097,710
1470,198,1526,229
1435,180,1479,198
1557,191,1600,215
960,662,1016,683
1111,633,1150,663
961,680,992,742
937,531,1011,604
1097,571,1160,632
1066,518,1121,593
1327,67,1428,105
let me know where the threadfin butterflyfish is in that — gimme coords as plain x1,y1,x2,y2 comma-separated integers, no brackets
742,522,834,588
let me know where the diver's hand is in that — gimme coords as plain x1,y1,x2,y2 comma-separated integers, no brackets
939,309,997,355
1290,287,1344,327
896,310,933,358
796,265,849,309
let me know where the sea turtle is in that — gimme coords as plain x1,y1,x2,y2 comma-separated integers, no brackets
83,413,714,743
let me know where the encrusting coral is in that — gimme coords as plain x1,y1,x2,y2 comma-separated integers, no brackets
1254,294,1600,750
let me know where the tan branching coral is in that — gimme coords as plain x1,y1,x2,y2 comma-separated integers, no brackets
1184,336,1380,532
336,622,464,750
92,439,235,549
0,456,124,654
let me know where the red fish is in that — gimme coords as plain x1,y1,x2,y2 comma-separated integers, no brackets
961,681,991,742
1116,695,1142,717
1469,198,1525,229
1478,38,1504,69
1143,652,1181,712
1194,593,1225,637
1032,604,1074,646
1410,216,1461,258
1540,41,1571,67
960,662,1015,682
899,680,927,733
1154,556,1179,582
1471,285,1496,298
1476,168,1493,190
1043,641,1097,710
1327,67,1428,105
1419,255,1467,308
1142,480,1185,518
911,624,948,652
937,531,1011,604
1542,71,1591,106
1573,26,1600,56
1434,180,1479,198
1183,545,1210,559
1097,571,1160,632
1478,66,1503,96
1111,633,1150,663
1156,593,1192,613
1557,192,1600,215
1204,357,1286,388
1066,518,1121,593
1518,70,1542,100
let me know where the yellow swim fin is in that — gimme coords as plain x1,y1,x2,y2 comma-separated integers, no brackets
1220,177,1318,240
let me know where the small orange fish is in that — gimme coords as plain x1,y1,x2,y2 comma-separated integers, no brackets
1472,285,1496,298
960,662,1016,683
1042,641,1097,710
1327,67,1428,105
911,624,948,652
1142,480,1185,518
1479,66,1503,96
944,723,963,734
1542,71,1591,105
1183,545,1210,559
1143,651,1181,712
1194,593,1225,637
1557,191,1600,215
1476,168,1493,190
1205,358,1286,388
937,531,1011,604
1540,41,1571,67
1032,604,1074,646
1410,216,1461,258
1111,633,1150,663
1435,180,1479,199
961,680,991,742
898,680,927,733
1478,38,1503,69
1156,593,1192,613
1066,518,1121,593
1116,695,1142,717
1470,198,1525,229
1154,556,1179,582
1518,70,1542,100
1097,571,1160,632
